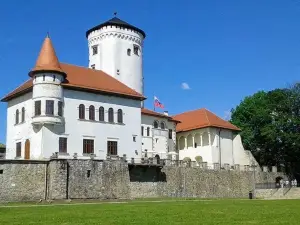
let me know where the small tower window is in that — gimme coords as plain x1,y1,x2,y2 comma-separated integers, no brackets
133,45,139,56
117,69,120,75
92,45,98,55
153,121,159,129
91,64,95,69
46,100,54,115
127,48,131,56
34,100,41,116
58,101,63,116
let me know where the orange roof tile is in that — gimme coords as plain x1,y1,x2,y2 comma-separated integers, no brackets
141,108,180,123
2,63,145,102
173,108,240,132
29,36,66,77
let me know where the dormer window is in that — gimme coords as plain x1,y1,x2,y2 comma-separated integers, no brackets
133,45,139,56
92,45,98,55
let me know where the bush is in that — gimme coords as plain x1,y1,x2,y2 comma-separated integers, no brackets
195,156,203,163
183,157,191,162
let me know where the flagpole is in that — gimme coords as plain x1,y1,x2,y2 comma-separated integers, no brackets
153,97,155,111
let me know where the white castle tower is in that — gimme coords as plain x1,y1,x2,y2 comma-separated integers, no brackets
29,35,66,126
86,15,146,94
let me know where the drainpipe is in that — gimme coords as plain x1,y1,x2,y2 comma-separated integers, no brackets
219,129,221,170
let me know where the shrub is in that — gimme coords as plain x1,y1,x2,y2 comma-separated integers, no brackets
183,157,191,162
195,156,203,163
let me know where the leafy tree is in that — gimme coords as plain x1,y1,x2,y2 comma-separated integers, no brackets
230,84,300,179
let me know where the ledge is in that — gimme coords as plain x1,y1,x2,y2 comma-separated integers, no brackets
14,121,26,126
32,115,64,125
78,119,125,126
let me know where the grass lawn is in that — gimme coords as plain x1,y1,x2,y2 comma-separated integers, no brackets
0,199,299,225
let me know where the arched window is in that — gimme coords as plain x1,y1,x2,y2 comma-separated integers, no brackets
147,127,150,136
15,109,19,124
160,122,165,130
89,105,95,120
99,106,104,121
108,108,114,123
117,109,123,123
21,107,25,123
141,126,144,136
127,49,131,56
153,121,159,129
79,104,85,119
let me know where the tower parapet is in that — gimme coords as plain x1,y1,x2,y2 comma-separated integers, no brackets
86,16,145,94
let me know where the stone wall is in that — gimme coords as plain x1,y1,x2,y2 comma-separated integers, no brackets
0,160,47,202
0,159,283,202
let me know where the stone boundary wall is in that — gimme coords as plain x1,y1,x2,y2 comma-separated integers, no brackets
0,159,283,202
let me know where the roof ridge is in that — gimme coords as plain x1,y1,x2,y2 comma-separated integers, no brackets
173,107,207,117
203,109,211,126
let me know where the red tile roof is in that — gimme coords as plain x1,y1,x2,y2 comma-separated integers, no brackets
173,108,240,132
29,36,66,77
2,63,145,101
141,108,180,123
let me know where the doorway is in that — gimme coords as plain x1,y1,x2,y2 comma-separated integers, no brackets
25,139,30,160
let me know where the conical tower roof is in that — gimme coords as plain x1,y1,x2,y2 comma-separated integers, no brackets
29,35,66,77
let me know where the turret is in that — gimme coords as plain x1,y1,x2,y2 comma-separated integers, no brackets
29,35,66,125
86,15,145,94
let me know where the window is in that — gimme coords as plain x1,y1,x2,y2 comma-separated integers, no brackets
153,121,159,129
108,108,114,123
117,109,123,123
107,141,117,156
16,142,21,157
59,137,67,153
133,45,139,55
43,75,45,81
169,129,172,139
91,64,95,69
53,75,56,81
161,122,165,130
79,104,85,119
127,48,131,56
34,100,41,116
99,106,104,121
83,139,94,154
58,101,63,116
92,45,98,55
46,100,54,115
89,105,95,120
117,69,120,75
133,136,136,142
141,126,144,136
21,107,25,123
147,127,150,136
15,109,19,124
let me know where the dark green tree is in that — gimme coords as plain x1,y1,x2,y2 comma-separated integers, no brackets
230,84,300,179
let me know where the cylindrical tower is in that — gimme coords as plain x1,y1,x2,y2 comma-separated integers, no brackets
29,36,66,125
86,16,146,94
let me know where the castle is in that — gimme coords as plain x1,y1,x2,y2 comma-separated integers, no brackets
1,16,256,169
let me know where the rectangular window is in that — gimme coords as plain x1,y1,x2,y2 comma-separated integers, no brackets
34,100,41,116
92,45,98,55
107,141,118,156
16,142,21,157
133,45,139,55
83,139,94,154
169,129,172,139
58,101,63,116
59,137,67,153
46,100,54,115
141,126,144,136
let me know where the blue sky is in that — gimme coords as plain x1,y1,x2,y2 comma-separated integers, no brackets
0,0,299,143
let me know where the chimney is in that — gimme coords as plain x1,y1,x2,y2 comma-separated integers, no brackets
163,111,168,116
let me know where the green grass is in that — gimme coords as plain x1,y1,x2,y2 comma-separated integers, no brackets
0,199,300,224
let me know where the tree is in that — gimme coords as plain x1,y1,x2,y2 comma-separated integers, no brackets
230,84,300,179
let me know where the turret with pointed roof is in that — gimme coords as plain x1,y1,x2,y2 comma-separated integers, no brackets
29,35,66,78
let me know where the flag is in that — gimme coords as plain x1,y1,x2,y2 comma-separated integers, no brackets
154,96,164,108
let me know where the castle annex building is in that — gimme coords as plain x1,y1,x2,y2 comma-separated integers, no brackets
1,16,255,168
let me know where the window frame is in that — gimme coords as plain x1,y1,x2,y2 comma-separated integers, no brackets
117,109,123,123
15,109,19,124
34,100,41,116
108,108,114,123
21,107,25,122
45,100,54,115
99,106,105,121
107,141,118,156
83,139,94,154
16,142,21,158
59,137,68,153
89,105,95,120
79,104,85,119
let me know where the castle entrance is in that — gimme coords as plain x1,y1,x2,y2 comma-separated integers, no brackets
25,139,30,160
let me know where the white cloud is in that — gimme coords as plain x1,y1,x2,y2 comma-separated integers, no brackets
224,110,232,121
181,82,191,90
